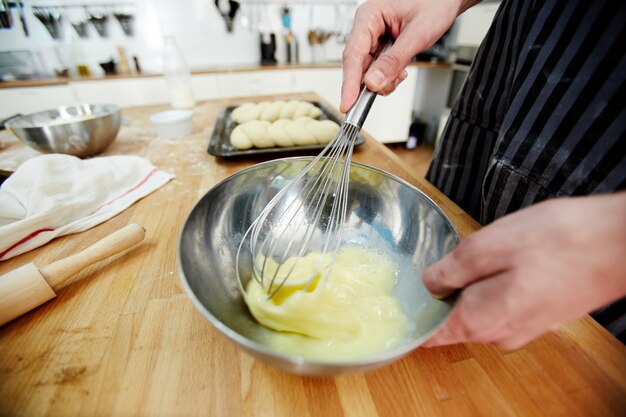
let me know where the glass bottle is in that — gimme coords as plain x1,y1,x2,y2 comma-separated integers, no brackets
162,35,196,108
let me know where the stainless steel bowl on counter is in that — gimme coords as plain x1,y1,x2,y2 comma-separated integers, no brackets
178,157,460,375
4,104,121,158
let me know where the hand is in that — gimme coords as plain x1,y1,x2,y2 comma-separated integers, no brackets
340,0,474,113
422,193,626,350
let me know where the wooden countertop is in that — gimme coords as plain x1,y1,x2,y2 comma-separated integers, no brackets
0,61,450,89
0,93,625,416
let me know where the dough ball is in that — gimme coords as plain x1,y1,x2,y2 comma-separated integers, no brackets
308,119,340,144
293,102,313,118
230,124,253,150
231,103,257,124
279,100,299,119
309,106,322,119
232,100,322,124
268,119,294,147
285,117,317,145
242,120,273,148
260,100,285,122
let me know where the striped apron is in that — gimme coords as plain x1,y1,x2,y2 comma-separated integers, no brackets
426,0,626,341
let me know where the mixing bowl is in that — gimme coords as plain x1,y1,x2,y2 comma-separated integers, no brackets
5,104,121,158
178,157,459,375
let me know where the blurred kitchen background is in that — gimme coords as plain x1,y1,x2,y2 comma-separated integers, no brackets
0,0,499,148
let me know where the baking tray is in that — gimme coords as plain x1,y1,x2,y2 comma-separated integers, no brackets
208,101,365,158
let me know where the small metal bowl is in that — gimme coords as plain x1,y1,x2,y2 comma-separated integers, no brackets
178,157,459,375
5,104,121,158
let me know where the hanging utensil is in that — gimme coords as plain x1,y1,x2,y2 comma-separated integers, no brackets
71,20,88,38
17,1,28,36
0,0,13,29
33,7,62,40
114,12,134,36
88,8,109,38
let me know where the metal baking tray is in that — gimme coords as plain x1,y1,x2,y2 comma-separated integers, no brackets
207,101,365,158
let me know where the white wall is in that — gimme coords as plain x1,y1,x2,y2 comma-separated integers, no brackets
0,0,357,78
448,1,500,47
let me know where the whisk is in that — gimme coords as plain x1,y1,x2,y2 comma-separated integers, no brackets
237,37,393,299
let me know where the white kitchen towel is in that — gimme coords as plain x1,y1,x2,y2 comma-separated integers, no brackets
0,154,174,261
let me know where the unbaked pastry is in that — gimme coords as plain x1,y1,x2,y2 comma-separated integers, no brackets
230,117,340,150
231,100,323,124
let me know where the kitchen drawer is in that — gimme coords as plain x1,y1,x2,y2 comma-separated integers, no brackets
362,66,419,143
292,68,343,109
71,78,169,108
216,70,295,98
0,85,79,118
190,74,222,100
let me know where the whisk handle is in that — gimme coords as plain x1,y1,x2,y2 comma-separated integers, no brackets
345,88,377,128
344,36,394,128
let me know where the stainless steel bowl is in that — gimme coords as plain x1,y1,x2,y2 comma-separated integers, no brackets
178,157,459,375
5,104,121,158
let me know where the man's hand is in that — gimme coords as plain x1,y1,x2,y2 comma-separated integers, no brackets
340,0,473,113
422,193,626,350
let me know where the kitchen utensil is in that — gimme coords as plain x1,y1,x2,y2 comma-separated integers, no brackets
17,0,28,36
116,46,131,75
238,37,391,299
99,59,117,75
71,20,89,38
0,0,13,29
114,12,134,36
150,109,193,139
33,7,62,39
4,104,121,158
179,157,459,375
88,10,109,37
0,224,145,327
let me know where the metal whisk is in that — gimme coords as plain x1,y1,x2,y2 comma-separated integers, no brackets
237,38,392,299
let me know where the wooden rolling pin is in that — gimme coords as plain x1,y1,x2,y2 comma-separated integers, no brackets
0,224,145,327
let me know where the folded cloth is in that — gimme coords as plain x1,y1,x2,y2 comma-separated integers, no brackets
0,154,174,261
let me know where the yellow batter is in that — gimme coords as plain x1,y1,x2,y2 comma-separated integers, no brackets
244,246,410,361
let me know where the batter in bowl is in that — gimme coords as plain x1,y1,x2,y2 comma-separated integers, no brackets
243,246,410,361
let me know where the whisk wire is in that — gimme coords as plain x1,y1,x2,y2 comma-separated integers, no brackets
238,37,392,300
260,124,358,298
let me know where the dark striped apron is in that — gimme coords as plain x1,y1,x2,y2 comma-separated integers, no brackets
426,0,626,341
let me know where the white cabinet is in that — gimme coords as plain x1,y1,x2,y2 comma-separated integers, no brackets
215,70,295,98
292,68,343,109
362,66,419,143
452,2,500,47
292,66,419,143
71,77,170,108
190,74,222,100
0,85,79,118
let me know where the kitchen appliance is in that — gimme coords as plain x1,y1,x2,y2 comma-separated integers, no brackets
0,224,145,327
259,32,277,65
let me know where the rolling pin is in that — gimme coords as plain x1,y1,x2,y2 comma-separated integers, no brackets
0,224,145,327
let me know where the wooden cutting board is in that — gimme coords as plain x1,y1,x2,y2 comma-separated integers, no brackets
0,93,625,417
